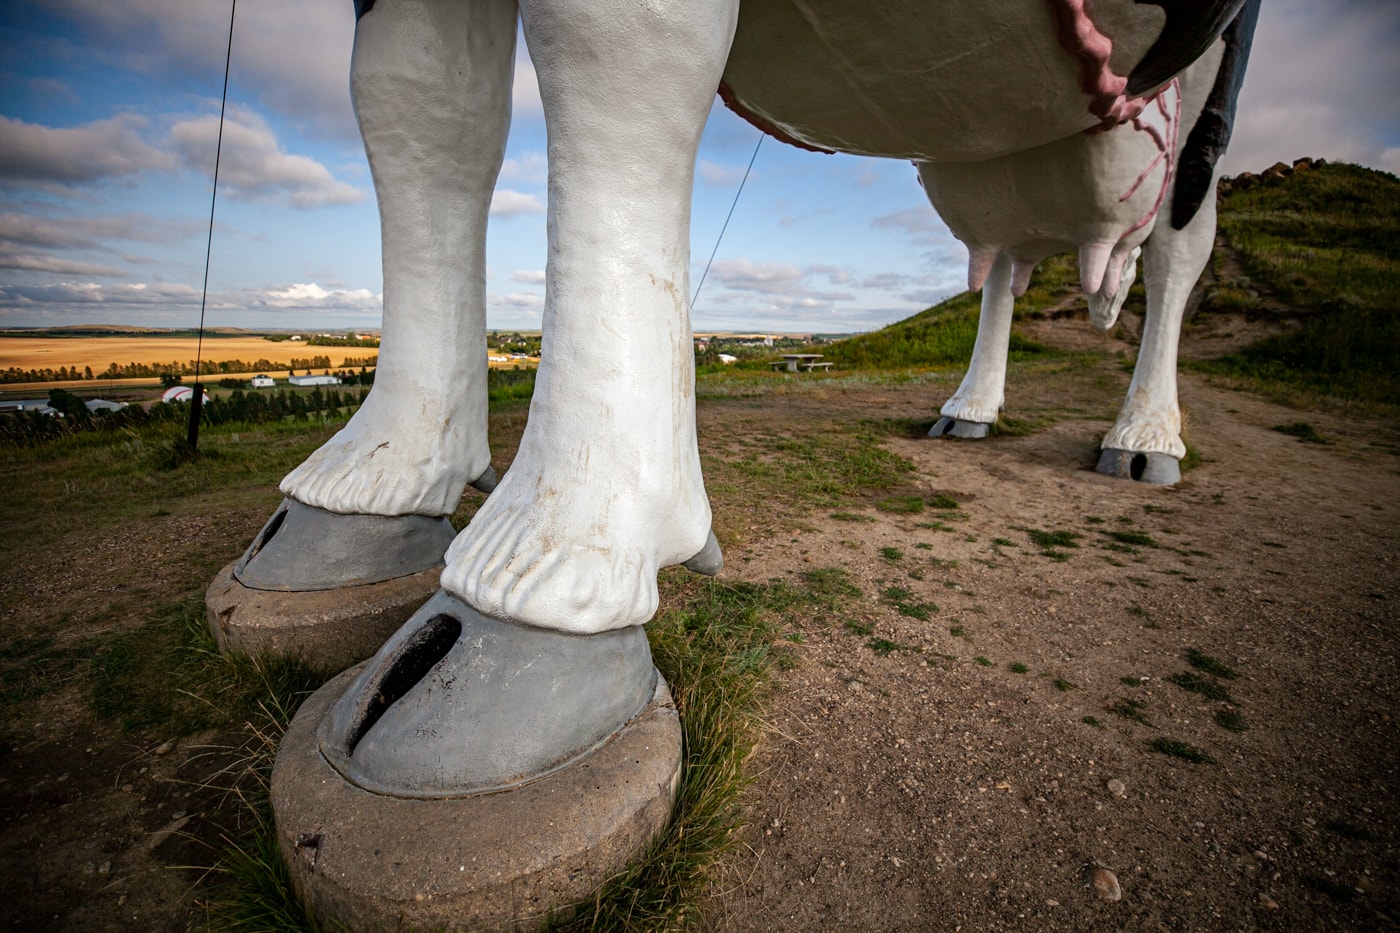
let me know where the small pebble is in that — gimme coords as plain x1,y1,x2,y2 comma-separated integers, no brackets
117,895,127,907
97,860,111,875
153,741,174,756
1090,867,1122,902
1107,779,1127,798
120,784,134,794
1259,893,1279,909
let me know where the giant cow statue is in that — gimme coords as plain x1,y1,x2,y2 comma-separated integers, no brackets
229,0,1256,825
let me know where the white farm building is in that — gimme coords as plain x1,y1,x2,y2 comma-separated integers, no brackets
288,374,342,387
249,374,276,388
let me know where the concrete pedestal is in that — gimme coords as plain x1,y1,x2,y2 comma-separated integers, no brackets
271,664,683,932
205,560,441,674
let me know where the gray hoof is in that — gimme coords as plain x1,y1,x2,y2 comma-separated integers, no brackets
929,416,992,439
235,498,455,591
470,464,498,494
681,530,723,576
1095,448,1182,485
318,589,658,798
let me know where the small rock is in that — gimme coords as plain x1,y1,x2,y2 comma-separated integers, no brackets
120,784,134,794
1090,867,1122,902
1045,899,1059,907
153,741,174,756
1259,893,1279,909
146,815,192,851
171,809,187,820
1107,779,1127,798
97,860,111,875
83,862,95,875
117,895,127,907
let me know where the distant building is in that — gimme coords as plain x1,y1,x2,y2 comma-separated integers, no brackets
162,386,210,404
718,353,737,364
250,374,276,388
289,374,342,387
84,399,126,413
0,398,56,416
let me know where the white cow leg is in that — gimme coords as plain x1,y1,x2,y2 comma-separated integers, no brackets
932,252,1015,439
279,0,512,521
1097,186,1218,485
233,0,513,598
436,0,737,635
318,0,740,799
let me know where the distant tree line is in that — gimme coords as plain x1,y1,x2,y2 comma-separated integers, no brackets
0,386,368,448
0,355,379,384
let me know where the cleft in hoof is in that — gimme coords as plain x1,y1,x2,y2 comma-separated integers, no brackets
318,589,658,797
1095,448,1182,485
929,416,992,439
206,499,459,672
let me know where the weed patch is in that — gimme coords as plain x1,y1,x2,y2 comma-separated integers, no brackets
1186,649,1238,679
1148,738,1213,764
1167,672,1234,703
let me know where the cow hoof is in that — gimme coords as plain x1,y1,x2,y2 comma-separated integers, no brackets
235,498,456,591
470,464,499,494
318,589,658,797
680,530,723,576
929,416,992,439
1095,448,1181,485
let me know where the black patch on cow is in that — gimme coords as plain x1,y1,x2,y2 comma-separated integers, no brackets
1127,0,1247,97
1170,0,1260,230
355,0,375,19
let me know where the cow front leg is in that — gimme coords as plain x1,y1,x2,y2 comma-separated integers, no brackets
279,0,512,519
932,252,1015,439
321,0,740,798
1097,189,1216,485
209,0,516,670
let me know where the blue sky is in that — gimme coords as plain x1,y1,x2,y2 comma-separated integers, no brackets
2,0,1397,334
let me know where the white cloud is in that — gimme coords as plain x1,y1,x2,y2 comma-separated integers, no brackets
0,212,203,249
1224,0,1400,174
500,153,547,184
0,114,174,184
698,160,749,188
256,282,380,310
0,250,127,277
492,292,544,309
509,270,546,284
490,189,545,216
168,109,365,208
46,0,360,139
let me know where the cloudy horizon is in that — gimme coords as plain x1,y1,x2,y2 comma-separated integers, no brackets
2,0,1396,334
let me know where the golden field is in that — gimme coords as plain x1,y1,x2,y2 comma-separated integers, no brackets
0,336,368,372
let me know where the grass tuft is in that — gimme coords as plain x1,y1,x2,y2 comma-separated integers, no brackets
1167,672,1234,703
1148,738,1214,764
1186,648,1238,679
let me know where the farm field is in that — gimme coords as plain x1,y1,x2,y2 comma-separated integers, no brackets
0,336,357,373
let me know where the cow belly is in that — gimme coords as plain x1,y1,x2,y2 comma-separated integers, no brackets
721,0,1166,162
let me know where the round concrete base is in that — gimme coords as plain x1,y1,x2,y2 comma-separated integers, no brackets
271,665,683,932
205,560,440,674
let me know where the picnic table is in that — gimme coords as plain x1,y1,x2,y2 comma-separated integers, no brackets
769,353,834,373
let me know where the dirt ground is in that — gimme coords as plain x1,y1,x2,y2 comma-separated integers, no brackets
703,318,1400,931
1,310,1396,931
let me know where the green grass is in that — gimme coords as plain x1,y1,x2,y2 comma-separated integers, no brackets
1214,709,1248,732
1186,648,1238,679
1105,530,1157,548
1148,738,1214,764
881,586,936,621
1053,678,1076,691
1008,662,1028,674
1082,716,1105,728
866,638,921,657
927,493,960,510
880,546,903,562
974,656,993,667
876,495,924,514
1111,698,1152,726
1026,529,1080,553
1272,421,1331,444
1167,672,1234,703
1190,162,1400,404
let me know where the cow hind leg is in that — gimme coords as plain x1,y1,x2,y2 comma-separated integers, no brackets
932,252,1016,439
1096,187,1217,485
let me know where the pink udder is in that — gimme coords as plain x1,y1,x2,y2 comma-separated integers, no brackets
1051,0,1150,128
